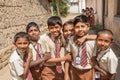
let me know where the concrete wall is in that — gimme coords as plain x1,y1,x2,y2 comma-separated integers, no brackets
0,0,50,69
104,0,120,45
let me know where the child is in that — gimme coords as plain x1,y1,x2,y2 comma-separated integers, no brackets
65,14,97,80
26,22,51,80
9,32,32,80
40,16,71,80
62,20,74,47
94,29,118,80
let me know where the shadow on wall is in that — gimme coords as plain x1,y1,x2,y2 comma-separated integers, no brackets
38,0,50,12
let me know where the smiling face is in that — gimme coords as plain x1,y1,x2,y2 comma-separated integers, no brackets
48,24,62,39
27,26,40,42
74,22,90,37
97,33,112,51
63,24,74,40
14,37,30,54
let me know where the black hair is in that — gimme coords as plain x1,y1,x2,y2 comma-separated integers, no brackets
97,29,114,41
14,32,30,42
73,14,90,27
47,16,62,27
26,22,40,33
63,19,74,31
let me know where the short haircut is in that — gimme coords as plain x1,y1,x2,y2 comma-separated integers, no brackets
73,14,90,27
26,22,40,33
14,32,30,42
47,16,62,27
97,29,114,41
63,19,74,31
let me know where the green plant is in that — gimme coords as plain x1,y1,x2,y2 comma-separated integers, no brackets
50,0,69,17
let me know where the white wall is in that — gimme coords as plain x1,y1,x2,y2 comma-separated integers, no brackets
69,0,85,13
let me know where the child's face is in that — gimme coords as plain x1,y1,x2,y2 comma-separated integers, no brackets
14,37,29,54
74,22,89,37
97,33,112,51
27,26,40,42
63,24,74,39
48,24,62,38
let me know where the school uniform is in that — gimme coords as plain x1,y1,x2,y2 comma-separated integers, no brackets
9,49,29,80
96,48,118,80
40,33,65,80
29,38,44,80
66,36,96,80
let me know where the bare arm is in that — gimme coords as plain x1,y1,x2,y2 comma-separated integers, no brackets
21,50,32,79
75,34,97,45
64,61,70,80
46,53,71,63
30,52,51,67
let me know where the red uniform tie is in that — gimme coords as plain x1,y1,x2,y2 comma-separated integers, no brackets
55,39,62,73
35,43,41,72
80,43,88,67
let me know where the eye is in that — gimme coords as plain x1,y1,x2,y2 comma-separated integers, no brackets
81,25,85,28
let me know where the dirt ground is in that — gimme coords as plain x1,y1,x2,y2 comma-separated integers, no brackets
0,13,79,80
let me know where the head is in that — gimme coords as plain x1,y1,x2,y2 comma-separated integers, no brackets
13,32,30,53
96,29,113,51
26,22,40,42
63,20,74,40
73,14,90,38
47,16,62,39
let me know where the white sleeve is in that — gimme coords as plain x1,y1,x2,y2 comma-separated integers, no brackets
13,60,24,76
108,56,118,74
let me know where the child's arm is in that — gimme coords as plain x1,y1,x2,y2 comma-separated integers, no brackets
75,34,97,45
46,53,71,63
64,61,70,80
30,52,51,67
94,65,107,76
19,50,32,79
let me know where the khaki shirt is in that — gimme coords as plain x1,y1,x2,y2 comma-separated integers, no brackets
29,38,43,61
97,48,118,74
66,36,96,69
40,33,65,66
9,49,28,80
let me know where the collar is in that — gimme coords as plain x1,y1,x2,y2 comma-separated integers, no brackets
16,49,25,59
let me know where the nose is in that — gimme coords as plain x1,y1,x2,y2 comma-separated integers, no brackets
101,41,105,46
53,28,57,32
67,30,71,34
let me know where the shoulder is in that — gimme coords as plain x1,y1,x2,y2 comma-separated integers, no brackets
86,40,96,47
40,33,49,39
9,50,20,62
107,48,118,59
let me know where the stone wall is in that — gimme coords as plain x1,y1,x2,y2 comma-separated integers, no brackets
0,0,50,69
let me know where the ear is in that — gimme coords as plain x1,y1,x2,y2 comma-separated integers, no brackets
110,41,113,46
12,41,16,46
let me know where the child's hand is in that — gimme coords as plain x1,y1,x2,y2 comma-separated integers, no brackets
75,36,86,45
43,52,51,61
65,53,71,61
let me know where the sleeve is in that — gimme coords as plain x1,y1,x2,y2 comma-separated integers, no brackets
92,43,97,57
108,56,118,74
12,60,24,76
40,38,50,54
